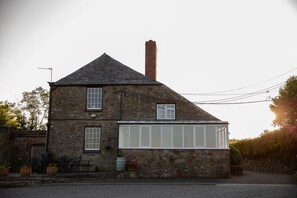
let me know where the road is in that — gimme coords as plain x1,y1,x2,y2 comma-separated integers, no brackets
1,182,296,198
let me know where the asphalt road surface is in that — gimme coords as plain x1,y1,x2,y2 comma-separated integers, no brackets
1,183,297,198
1,171,296,198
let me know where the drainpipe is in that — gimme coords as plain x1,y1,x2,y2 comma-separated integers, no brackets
46,82,54,152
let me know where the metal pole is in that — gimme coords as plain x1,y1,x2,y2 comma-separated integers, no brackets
38,67,53,82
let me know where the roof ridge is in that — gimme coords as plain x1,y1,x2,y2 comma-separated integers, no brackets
54,53,161,86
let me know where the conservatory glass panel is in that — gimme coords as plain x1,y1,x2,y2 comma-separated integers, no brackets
206,126,216,148
119,126,129,148
141,126,150,147
130,126,140,147
162,126,172,148
151,126,161,147
195,126,205,147
173,126,183,148
184,126,194,148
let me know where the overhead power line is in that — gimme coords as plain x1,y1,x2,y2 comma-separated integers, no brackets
194,81,284,103
180,66,296,96
119,67,295,105
194,99,271,105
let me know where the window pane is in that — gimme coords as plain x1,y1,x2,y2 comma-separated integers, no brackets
84,127,100,150
217,126,227,148
195,126,205,147
87,88,102,109
130,126,140,147
157,104,175,120
173,126,183,148
157,106,164,119
141,126,150,147
162,126,172,148
184,126,194,148
151,126,161,147
206,126,216,148
119,126,129,148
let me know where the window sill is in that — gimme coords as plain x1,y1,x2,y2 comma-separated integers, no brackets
83,150,101,153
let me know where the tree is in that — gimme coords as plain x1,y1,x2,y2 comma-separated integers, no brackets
18,87,49,130
270,76,297,137
0,101,19,127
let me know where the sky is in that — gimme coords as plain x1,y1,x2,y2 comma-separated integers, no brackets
1,0,297,139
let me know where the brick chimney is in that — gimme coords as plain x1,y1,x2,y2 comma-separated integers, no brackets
145,40,157,80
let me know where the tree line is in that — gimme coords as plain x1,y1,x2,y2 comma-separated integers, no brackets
0,87,49,130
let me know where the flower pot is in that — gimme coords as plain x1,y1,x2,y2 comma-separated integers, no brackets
46,166,58,177
0,167,9,177
20,167,32,177
127,170,138,178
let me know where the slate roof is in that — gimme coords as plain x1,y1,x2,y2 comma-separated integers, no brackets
55,53,161,86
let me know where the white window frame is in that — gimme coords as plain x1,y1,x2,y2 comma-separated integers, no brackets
84,127,101,151
118,124,229,149
87,88,102,110
157,104,175,120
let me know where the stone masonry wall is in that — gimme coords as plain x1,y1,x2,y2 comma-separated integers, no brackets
50,85,218,122
0,126,46,170
0,127,11,164
119,149,230,178
242,158,296,174
48,120,118,172
10,131,46,165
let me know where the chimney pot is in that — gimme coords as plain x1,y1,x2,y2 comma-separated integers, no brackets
145,40,157,80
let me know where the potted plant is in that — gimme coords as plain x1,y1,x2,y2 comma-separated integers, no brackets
126,159,138,178
17,156,32,177
20,165,32,177
0,162,10,177
126,159,138,171
46,163,58,177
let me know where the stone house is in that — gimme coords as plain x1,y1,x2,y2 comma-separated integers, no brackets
47,40,230,177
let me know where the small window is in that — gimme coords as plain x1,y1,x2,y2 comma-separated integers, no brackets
157,104,175,120
87,88,102,110
84,127,101,151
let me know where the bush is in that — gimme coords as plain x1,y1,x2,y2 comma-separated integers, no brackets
231,129,297,169
230,144,243,166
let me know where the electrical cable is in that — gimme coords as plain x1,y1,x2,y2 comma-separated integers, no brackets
194,99,271,105
194,81,284,103
180,67,296,96
117,66,296,105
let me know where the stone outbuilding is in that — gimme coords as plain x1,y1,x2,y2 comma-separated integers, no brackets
47,40,230,177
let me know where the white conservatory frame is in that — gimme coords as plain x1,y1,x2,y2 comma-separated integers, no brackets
118,121,229,150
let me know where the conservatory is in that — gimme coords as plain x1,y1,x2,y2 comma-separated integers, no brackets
118,121,229,149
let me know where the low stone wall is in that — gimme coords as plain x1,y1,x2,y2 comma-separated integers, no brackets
0,126,46,169
10,130,46,164
0,126,12,163
118,149,230,178
242,158,296,174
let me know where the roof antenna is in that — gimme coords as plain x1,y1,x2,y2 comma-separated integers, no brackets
38,67,53,82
